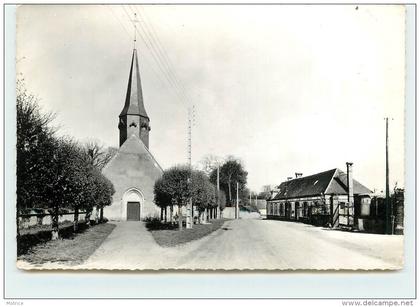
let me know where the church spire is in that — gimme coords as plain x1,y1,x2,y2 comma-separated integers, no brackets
118,48,151,148
119,49,148,119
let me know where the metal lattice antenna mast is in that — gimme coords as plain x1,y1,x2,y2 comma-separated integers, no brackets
187,105,196,167
186,105,195,229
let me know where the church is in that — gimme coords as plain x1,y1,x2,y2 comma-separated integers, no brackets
102,48,163,221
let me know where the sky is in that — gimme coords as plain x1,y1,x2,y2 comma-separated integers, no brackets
16,4,406,193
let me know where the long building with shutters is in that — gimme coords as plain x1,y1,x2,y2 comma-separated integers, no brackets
266,163,373,229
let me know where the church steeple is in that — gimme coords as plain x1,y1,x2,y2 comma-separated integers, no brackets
118,49,151,148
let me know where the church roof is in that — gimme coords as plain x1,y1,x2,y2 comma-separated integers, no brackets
270,168,372,201
103,134,163,174
119,49,149,119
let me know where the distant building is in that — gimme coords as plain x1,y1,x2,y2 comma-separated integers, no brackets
266,163,373,229
103,48,163,221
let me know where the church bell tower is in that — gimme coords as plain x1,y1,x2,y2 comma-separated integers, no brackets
118,48,151,148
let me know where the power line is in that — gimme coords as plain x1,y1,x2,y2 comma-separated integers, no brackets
122,5,187,105
106,6,169,91
133,5,195,106
105,6,131,39
128,5,186,102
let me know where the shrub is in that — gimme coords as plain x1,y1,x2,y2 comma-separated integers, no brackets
144,216,177,231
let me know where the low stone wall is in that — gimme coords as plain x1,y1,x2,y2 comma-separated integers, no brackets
18,212,87,229
223,207,261,219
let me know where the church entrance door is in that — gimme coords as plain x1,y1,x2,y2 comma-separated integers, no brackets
127,202,140,221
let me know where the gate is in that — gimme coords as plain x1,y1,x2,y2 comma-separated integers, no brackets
338,201,354,227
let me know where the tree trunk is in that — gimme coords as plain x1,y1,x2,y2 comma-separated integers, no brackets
100,207,104,222
85,209,92,226
94,206,100,224
51,205,59,240
228,179,232,205
170,206,173,224
203,209,207,223
197,211,202,224
73,207,79,232
160,206,164,221
164,206,167,223
178,205,183,230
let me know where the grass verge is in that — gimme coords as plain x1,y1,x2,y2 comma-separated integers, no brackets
17,223,116,265
150,219,226,247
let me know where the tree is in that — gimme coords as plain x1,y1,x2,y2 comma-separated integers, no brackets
209,157,248,206
81,140,116,227
198,154,223,176
44,137,81,239
154,176,172,223
83,140,117,170
153,166,191,230
16,80,58,237
258,185,274,200
90,167,115,224
16,79,115,238
218,190,227,212
16,79,56,213
191,170,216,223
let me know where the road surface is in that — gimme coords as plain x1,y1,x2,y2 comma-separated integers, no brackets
76,219,403,270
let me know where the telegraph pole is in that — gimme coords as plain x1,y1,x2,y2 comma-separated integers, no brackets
236,182,239,219
217,165,220,218
385,117,394,234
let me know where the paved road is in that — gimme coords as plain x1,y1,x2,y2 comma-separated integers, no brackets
78,219,403,270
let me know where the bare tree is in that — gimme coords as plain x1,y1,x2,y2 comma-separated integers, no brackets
83,140,117,170
198,154,223,176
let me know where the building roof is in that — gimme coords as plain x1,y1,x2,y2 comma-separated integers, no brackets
119,49,149,119
103,134,163,174
271,168,372,201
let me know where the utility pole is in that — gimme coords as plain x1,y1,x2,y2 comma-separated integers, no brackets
236,182,239,219
385,117,394,234
217,165,220,219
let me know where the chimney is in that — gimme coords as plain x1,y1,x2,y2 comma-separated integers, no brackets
295,172,303,178
287,177,293,181
346,162,354,208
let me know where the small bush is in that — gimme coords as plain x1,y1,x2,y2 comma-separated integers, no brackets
144,216,177,230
